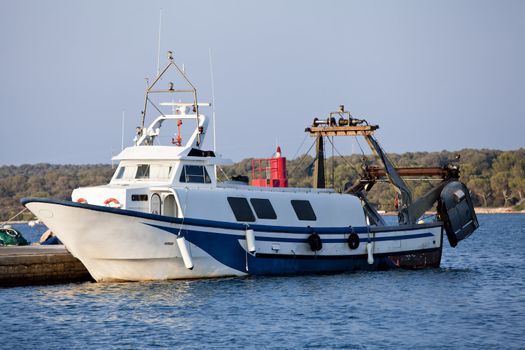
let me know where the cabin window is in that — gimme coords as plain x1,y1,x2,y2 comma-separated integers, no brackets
131,194,148,201
179,165,211,184
135,164,150,179
291,200,317,221
250,198,277,220
115,164,172,181
124,166,137,179
227,197,255,222
115,165,137,180
150,165,172,180
116,167,126,179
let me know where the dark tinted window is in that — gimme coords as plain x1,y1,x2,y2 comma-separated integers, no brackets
136,164,150,179
291,200,317,221
227,197,255,222
250,198,277,219
116,167,125,179
131,194,148,201
179,165,211,183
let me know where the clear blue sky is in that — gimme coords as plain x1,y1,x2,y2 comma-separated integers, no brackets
1,0,524,164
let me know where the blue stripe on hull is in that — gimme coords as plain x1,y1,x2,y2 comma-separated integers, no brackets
254,232,433,243
147,223,439,275
183,226,394,274
145,223,434,244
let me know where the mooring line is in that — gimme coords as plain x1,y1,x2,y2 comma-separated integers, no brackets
1,207,28,226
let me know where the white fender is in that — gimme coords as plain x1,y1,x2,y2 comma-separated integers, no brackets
367,242,374,265
176,237,194,270
245,228,256,254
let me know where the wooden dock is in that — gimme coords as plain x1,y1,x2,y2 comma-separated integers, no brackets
0,245,92,287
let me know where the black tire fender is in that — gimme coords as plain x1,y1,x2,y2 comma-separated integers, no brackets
307,233,322,251
348,233,360,250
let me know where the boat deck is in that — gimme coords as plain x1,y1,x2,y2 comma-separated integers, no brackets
0,245,91,287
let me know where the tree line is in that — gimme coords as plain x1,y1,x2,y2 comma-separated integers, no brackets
0,148,523,220
218,148,525,212
0,164,114,221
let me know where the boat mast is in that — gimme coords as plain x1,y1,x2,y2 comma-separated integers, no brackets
139,51,202,146
209,48,218,179
156,9,163,77
209,48,217,153
313,136,325,188
121,111,125,151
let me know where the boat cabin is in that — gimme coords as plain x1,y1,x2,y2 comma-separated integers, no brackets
70,55,368,229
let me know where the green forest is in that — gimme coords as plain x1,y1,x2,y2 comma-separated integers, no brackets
1,148,524,221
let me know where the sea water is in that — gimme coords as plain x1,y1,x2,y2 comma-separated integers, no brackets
0,214,523,349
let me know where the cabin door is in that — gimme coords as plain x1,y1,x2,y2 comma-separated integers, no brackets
150,193,162,215
163,194,177,217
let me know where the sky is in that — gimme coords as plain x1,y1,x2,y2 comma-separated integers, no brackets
1,0,524,165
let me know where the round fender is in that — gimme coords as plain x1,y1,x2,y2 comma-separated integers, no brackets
347,233,360,250
77,198,88,204
307,233,322,251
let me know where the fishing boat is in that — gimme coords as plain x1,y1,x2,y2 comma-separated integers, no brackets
22,53,478,282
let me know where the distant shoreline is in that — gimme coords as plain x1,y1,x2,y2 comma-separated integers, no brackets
474,207,525,214
378,207,525,216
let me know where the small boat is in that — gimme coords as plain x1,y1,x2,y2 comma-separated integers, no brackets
0,225,29,246
22,53,478,282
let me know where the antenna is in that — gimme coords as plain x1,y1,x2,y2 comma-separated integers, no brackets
156,9,163,77
121,110,125,151
209,48,217,153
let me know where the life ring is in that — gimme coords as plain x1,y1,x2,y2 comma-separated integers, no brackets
348,233,360,250
104,198,121,208
76,198,88,204
307,233,322,252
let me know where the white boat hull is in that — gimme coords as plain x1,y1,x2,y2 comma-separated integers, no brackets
23,198,443,282
24,199,243,281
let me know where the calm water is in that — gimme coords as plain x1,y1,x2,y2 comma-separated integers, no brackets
1,215,524,349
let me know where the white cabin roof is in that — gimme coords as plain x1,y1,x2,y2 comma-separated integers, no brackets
112,145,232,164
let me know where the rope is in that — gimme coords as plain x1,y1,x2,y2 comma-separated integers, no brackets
291,133,309,160
217,165,230,181
325,136,362,175
355,136,366,156
288,138,317,178
1,207,28,226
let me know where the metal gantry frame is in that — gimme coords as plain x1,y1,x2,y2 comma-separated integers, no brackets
139,51,203,146
305,106,460,225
